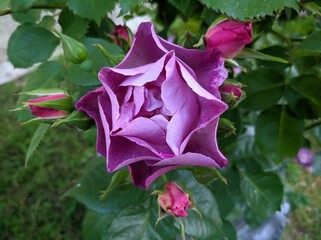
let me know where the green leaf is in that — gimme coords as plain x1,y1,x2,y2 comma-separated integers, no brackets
299,31,321,54
8,24,59,68
190,167,227,185
65,161,149,214
83,38,123,72
119,0,143,15
25,123,49,166
255,105,304,160
168,0,201,17
66,0,116,24
65,65,100,86
58,8,89,40
11,0,37,12
240,69,285,110
82,210,115,240
240,171,283,221
237,48,288,64
289,75,321,108
199,0,298,20
102,201,178,240
93,44,124,67
12,10,41,24
100,170,132,199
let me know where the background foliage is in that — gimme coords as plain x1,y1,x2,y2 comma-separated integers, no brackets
1,0,321,239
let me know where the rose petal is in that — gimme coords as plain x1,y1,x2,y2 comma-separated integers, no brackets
76,87,107,157
107,136,160,172
116,22,167,69
184,118,228,167
113,117,173,157
128,161,177,189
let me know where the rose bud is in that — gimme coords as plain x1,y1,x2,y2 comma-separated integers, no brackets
54,30,88,64
219,82,245,108
24,90,73,119
205,20,252,59
110,25,130,47
296,148,314,168
157,182,192,217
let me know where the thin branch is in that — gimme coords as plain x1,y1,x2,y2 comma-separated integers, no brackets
0,3,66,17
304,119,321,131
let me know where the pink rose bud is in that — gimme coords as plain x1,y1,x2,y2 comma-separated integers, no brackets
157,182,192,217
219,84,243,98
219,83,245,108
205,20,252,59
296,148,314,167
110,25,130,47
27,94,70,119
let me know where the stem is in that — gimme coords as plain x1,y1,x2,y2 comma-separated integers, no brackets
179,219,186,240
304,119,321,131
0,3,66,17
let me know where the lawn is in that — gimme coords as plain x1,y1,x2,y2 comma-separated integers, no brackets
0,80,96,239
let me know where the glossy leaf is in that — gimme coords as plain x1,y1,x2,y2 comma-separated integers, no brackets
240,69,285,110
299,31,321,54
240,171,283,221
65,161,149,214
289,75,321,108
255,105,304,160
11,0,37,12
82,210,115,240
12,10,41,24
65,65,100,86
237,48,288,63
100,170,132,199
25,124,49,166
190,166,227,185
119,0,143,15
58,8,89,40
66,0,116,23
102,201,178,240
8,25,59,68
199,0,298,20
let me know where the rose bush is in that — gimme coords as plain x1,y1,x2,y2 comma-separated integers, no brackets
76,22,228,189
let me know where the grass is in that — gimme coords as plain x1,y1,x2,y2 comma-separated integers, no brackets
0,81,96,239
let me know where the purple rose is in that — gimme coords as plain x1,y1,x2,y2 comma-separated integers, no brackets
76,22,228,189
205,20,252,59
296,148,314,167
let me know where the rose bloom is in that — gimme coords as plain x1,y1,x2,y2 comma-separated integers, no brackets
205,20,252,59
76,22,228,189
296,148,314,167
